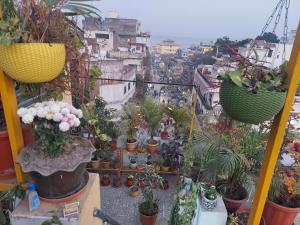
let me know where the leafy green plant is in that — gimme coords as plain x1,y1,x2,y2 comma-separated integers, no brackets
41,216,63,225
0,185,26,225
161,142,180,169
226,214,239,225
141,98,165,144
137,168,162,216
219,63,287,94
98,143,113,162
167,104,191,138
120,104,142,143
0,0,100,45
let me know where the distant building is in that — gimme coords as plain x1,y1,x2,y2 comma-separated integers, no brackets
153,40,181,55
238,40,293,69
91,60,136,110
136,32,151,47
192,64,222,115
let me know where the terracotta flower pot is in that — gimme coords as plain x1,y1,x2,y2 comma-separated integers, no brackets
139,212,158,225
161,166,170,172
127,140,137,152
114,161,122,169
101,176,111,186
223,196,246,214
237,208,265,225
139,181,145,188
111,141,117,151
160,131,169,140
263,200,300,225
129,186,140,197
127,179,134,187
147,141,158,154
0,125,34,180
154,165,161,172
102,161,110,169
91,159,100,169
113,178,122,188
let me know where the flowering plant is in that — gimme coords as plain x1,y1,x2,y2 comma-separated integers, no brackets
17,101,83,158
270,142,300,208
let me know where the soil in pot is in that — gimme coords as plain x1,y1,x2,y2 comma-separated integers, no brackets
263,200,300,225
139,202,158,225
0,125,34,179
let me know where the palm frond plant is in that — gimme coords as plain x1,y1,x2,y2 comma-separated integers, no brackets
141,98,165,147
167,104,191,140
120,104,144,151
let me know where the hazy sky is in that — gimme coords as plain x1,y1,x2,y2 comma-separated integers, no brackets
95,0,300,40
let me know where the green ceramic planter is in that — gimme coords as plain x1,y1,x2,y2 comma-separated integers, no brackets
220,81,286,124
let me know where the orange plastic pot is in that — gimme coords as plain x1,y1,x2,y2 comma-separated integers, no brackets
0,125,34,179
263,200,300,225
139,212,158,225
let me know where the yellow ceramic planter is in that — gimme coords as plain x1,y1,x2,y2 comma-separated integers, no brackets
0,43,65,83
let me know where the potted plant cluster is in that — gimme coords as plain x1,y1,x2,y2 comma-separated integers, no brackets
16,101,94,199
219,61,287,124
141,98,165,153
263,141,300,225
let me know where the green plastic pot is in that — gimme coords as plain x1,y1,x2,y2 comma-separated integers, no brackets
219,81,286,124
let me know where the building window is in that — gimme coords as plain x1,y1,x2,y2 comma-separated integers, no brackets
124,86,127,94
95,33,109,39
267,49,273,58
128,82,131,90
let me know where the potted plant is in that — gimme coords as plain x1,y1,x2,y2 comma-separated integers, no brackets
0,100,34,180
200,184,218,210
167,104,191,139
219,62,287,124
139,186,159,225
137,169,162,225
120,104,141,152
129,185,140,197
129,154,138,169
237,208,265,225
101,174,111,186
160,142,180,172
141,98,164,153
91,149,101,169
138,179,145,188
0,0,99,83
113,159,122,169
99,144,113,169
161,159,171,172
263,142,300,225
160,179,169,190
16,101,94,199
127,175,135,187
112,176,122,188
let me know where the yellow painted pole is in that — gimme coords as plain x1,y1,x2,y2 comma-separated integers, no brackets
188,88,197,142
247,22,300,225
0,70,25,183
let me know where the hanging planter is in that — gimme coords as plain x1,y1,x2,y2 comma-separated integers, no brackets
220,81,286,124
219,65,287,125
0,43,65,83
